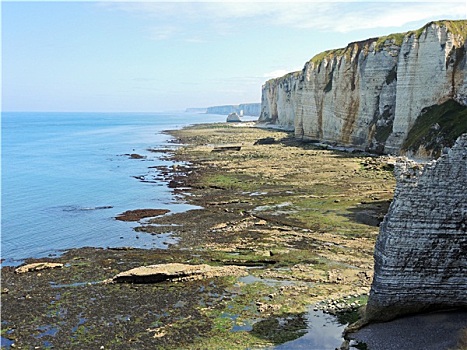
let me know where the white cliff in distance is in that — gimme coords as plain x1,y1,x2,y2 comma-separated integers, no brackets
207,103,261,116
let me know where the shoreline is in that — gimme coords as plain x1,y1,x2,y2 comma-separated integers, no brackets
1,112,235,265
2,122,400,348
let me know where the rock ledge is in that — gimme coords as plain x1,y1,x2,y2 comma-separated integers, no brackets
111,263,248,284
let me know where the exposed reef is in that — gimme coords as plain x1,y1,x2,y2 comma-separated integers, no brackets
115,209,170,221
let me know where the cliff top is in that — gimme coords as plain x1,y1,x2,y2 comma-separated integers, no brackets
264,70,302,85
263,20,467,85
308,19,467,67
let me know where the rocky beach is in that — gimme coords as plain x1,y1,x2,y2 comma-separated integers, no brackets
1,122,396,349
2,122,466,349
3,1,467,347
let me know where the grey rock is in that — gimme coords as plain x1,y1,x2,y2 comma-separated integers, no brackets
365,134,467,322
226,112,242,122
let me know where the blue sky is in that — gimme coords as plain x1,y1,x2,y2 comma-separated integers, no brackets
2,1,466,112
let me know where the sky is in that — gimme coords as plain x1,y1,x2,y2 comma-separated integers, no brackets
2,1,466,112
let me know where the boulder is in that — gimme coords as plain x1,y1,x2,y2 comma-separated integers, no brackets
226,112,241,122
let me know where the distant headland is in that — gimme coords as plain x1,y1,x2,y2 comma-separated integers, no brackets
186,102,261,116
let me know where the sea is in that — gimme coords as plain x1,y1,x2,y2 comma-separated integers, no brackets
1,111,255,265
1,111,351,349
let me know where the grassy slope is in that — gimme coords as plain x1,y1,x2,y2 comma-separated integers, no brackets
402,99,467,158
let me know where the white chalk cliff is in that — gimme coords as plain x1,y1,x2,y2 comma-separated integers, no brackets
365,133,467,322
207,103,261,116
259,20,467,157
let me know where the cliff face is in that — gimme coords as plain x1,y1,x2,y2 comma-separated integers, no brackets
365,134,467,322
206,105,238,115
239,103,261,117
259,20,467,156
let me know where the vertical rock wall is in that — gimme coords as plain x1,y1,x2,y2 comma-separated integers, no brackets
365,134,467,322
259,20,467,156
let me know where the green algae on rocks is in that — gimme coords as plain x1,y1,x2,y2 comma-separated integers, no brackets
1,123,396,349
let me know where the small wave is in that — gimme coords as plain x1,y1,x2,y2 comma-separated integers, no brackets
61,205,113,212
81,206,113,211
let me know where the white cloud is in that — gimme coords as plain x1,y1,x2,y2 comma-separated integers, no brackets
297,3,467,32
102,1,466,34
147,26,179,41
96,0,467,52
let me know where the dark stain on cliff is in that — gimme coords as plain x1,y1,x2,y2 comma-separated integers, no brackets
448,46,466,99
374,107,395,145
270,84,279,123
342,98,360,144
324,68,334,93
341,43,364,143
385,66,397,85
350,44,362,91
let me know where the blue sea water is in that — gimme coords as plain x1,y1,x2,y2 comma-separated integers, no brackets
2,112,248,264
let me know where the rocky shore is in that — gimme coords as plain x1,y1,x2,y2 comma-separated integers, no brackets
2,122,401,349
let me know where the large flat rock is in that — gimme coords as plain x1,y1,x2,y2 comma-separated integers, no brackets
111,263,248,283
15,262,64,274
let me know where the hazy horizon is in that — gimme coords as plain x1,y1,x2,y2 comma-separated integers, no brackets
3,1,466,113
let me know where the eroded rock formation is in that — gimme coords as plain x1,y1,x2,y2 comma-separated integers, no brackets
365,134,467,322
259,20,467,157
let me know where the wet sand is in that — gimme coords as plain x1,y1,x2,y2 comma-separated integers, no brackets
349,310,467,350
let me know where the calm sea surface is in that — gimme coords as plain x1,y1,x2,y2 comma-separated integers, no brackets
2,112,244,264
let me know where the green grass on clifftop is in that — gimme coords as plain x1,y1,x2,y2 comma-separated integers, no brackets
433,19,467,41
309,20,467,67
